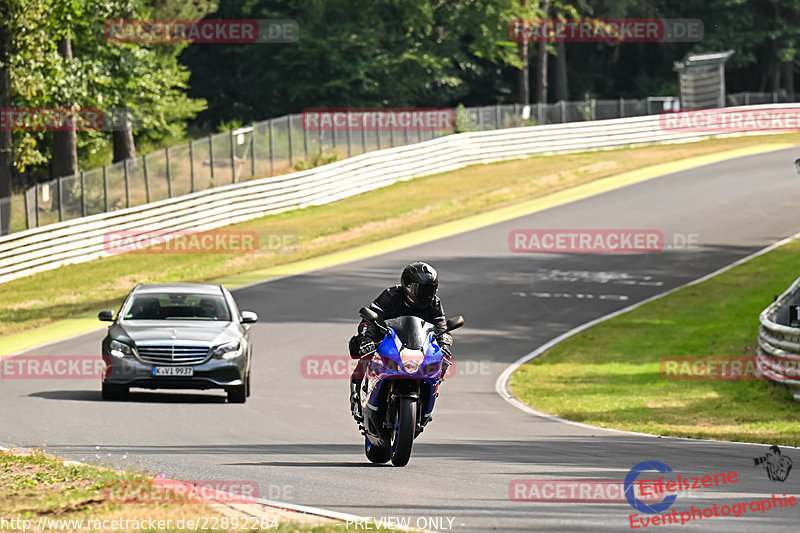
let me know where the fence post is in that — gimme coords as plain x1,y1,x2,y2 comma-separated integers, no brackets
288,116,294,167
189,140,196,192
361,115,367,153
57,177,63,221
80,170,86,216
269,119,275,176
24,189,30,230
124,159,130,208
773,91,778,103
250,125,256,178
303,119,309,163
166,147,173,197
103,165,108,211
478,106,484,130
346,111,353,157
495,104,501,129
377,127,382,150
35,183,39,227
230,130,237,183
745,92,750,105
143,154,150,203
591,99,596,120
619,98,624,118
560,100,566,123
208,135,215,183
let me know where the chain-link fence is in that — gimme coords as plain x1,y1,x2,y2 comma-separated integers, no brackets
4,92,795,236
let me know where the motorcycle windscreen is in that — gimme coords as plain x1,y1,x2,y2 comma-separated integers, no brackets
384,316,435,350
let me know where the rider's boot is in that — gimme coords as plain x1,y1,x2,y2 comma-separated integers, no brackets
349,378,363,422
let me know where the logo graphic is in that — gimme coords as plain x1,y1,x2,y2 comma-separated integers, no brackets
754,446,793,482
624,461,678,514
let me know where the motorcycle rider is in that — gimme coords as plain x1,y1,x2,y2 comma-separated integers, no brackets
348,262,453,421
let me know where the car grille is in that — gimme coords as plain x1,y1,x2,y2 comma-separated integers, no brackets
136,343,210,365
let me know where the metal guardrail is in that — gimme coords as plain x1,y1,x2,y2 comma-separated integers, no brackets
1,103,799,285
758,276,800,400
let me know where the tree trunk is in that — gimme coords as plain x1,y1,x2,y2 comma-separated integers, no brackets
517,0,530,105
535,0,550,103
112,124,136,162
51,37,77,182
0,20,12,235
555,41,568,101
782,61,794,100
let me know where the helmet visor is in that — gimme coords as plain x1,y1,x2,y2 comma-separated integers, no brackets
409,282,436,303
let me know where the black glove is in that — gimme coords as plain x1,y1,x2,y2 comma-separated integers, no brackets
358,338,377,356
441,345,452,358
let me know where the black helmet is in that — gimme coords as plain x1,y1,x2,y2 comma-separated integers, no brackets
401,262,438,309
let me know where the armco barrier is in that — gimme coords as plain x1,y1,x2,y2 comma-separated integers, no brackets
758,275,800,400
1,104,799,285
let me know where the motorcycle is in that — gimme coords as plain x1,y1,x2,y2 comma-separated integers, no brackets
355,307,464,467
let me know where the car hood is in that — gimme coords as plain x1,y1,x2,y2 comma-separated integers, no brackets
120,321,237,346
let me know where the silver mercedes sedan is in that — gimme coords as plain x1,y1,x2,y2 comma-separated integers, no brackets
99,283,257,403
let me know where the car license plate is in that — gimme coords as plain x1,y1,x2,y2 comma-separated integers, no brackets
152,366,194,377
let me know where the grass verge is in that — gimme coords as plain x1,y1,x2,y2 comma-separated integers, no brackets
2,133,800,339
0,448,379,533
509,238,800,446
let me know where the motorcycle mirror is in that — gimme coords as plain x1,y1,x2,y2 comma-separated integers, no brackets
359,307,379,322
446,316,464,332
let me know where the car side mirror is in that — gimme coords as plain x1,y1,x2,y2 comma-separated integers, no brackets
446,316,464,332
359,307,379,322
98,310,115,322
241,311,258,324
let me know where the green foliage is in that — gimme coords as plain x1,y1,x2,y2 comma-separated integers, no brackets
293,149,339,171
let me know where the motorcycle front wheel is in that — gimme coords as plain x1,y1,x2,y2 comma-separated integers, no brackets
390,397,417,467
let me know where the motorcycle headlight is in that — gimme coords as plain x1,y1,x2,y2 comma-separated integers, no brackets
109,340,133,359
400,348,424,374
212,341,243,359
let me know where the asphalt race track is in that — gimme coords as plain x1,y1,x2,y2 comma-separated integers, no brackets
3,147,800,531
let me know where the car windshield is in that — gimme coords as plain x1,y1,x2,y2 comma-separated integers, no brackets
123,293,231,321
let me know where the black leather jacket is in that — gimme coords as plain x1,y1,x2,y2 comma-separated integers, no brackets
359,285,453,350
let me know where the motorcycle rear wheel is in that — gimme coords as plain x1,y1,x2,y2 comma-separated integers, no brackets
364,437,391,464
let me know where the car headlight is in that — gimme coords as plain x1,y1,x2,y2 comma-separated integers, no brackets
109,340,133,359
212,341,243,359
